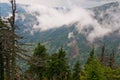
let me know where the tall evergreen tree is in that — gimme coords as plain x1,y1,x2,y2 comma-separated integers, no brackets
28,43,48,80
48,47,71,80
86,48,94,64
72,61,81,80
85,48,106,80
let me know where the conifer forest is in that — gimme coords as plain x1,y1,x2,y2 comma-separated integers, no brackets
0,0,120,80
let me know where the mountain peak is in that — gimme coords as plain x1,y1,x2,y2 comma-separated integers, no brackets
93,1,119,11
103,1,119,8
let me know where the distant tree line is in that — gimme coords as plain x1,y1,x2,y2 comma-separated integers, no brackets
24,43,120,80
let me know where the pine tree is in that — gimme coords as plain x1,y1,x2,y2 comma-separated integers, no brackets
85,48,106,80
27,43,48,80
104,66,120,80
48,47,71,80
72,61,81,80
86,48,94,64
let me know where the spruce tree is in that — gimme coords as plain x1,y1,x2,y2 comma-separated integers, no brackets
28,43,48,80
72,61,81,80
85,48,106,80
48,47,71,80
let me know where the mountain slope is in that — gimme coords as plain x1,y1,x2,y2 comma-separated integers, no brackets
0,2,120,64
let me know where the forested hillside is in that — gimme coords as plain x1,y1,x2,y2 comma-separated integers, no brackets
0,0,120,80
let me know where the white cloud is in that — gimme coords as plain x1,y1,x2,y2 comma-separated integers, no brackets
24,2,120,42
1,0,120,42
68,32,75,39
26,5,94,31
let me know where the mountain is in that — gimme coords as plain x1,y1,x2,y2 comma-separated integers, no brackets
0,2,120,64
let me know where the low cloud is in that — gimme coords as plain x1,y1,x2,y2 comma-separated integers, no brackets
26,4,94,30
68,32,75,39
24,2,120,43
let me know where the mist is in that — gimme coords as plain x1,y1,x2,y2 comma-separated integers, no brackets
23,1,120,43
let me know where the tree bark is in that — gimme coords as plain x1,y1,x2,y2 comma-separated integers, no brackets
0,43,4,80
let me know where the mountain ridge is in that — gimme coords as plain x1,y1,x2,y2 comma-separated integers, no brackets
0,2,120,64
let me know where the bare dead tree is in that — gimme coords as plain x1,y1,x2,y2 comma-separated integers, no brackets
0,0,28,80
0,42,4,80
10,0,17,80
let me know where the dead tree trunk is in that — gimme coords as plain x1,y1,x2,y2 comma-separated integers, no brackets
0,42,4,80
10,0,17,80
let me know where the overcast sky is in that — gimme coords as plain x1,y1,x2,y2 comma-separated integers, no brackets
0,0,119,8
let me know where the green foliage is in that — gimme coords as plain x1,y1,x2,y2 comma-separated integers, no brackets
84,48,106,80
27,43,49,80
33,43,47,57
47,47,71,80
86,48,94,64
72,61,81,80
0,19,7,29
104,67,120,80
25,45,120,80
